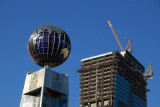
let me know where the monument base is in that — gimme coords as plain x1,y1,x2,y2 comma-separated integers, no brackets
20,68,69,107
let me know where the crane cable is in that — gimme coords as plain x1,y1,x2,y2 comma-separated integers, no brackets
112,26,128,40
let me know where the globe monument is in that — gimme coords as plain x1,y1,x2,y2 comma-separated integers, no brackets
20,25,71,107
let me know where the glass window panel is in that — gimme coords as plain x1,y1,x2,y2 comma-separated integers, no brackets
49,48,52,53
40,48,43,53
60,40,64,46
44,42,48,47
52,54,55,58
39,42,43,48
65,42,68,47
48,54,51,58
55,38,59,43
44,48,48,53
39,36,43,42
61,34,64,40
50,31,54,37
65,36,68,42
54,43,58,48
44,54,47,58
53,49,57,54
59,45,62,50
44,32,49,36
38,55,41,58
36,49,39,54
49,37,54,42
49,43,53,48
57,50,60,56
55,55,59,59
55,33,59,38
44,37,48,41
41,54,44,58
60,55,64,59
35,44,38,48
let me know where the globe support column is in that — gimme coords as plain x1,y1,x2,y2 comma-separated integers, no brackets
20,25,71,107
20,68,69,107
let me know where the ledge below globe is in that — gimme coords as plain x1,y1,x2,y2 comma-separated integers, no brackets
28,25,71,68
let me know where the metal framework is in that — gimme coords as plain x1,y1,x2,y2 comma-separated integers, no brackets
77,51,147,107
28,25,71,68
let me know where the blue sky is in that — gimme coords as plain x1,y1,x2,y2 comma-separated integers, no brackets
0,0,160,107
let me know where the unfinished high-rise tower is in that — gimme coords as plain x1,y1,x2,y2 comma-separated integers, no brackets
77,51,147,107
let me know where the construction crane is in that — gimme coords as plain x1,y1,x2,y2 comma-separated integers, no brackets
107,20,132,53
125,40,132,53
144,63,153,80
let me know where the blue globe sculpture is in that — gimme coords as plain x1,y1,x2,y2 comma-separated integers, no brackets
28,25,71,68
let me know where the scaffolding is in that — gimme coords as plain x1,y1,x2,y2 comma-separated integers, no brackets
77,51,147,107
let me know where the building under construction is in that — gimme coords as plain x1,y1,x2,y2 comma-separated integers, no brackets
77,51,147,107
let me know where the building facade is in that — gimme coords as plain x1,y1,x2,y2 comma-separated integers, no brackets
77,51,147,107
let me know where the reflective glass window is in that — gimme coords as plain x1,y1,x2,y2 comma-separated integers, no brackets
39,42,43,48
55,33,59,38
55,55,59,59
35,44,38,48
50,31,54,37
65,36,68,42
53,49,57,54
59,54,63,58
55,38,59,43
57,50,60,56
48,54,51,58
44,37,48,41
59,44,63,50
44,48,48,53
61,34,64,40
49,43,53,48
65,42,68,47
49,48,52,53
39,36,43,42
50,37,54,42
36,49,39,54
41,54,44,58
44,32,49,36
38,55,41,58
54,43,58,49
40,48,43,53
44,54,47,58
44,42,48,47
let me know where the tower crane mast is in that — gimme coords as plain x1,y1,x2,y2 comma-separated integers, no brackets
144,63,153,80
125,40,132,53
107,20,132,53
107,20,124,52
